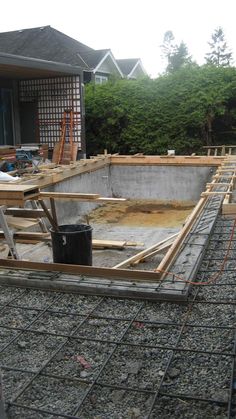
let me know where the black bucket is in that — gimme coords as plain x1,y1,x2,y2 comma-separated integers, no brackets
50,224,92,266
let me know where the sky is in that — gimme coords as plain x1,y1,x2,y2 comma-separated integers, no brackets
1,0,236,77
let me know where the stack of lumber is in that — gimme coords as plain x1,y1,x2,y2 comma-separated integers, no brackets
52,143,78,165
0,184,39,206
0,146,16,161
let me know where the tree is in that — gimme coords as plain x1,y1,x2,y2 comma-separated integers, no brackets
161,31,193,73
167,41,193,73
85,67,236,155
161,31,176,61
205,27,233,67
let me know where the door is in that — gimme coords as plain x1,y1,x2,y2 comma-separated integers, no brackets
19,101,38,144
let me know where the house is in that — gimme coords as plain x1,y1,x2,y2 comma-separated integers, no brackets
0,26,146,83
81,49,124,84
0,51,85,154
116,58,147,79
0,26,147,151
0,26,123,84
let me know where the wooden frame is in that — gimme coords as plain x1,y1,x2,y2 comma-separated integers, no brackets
0,259,162,283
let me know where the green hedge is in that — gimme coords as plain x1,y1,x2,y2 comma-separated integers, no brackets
85,66,236,155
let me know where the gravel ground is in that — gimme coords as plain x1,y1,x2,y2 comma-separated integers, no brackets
150,396,228,419
0,214,236,418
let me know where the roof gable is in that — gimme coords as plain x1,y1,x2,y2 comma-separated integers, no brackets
94,51,123,77
79,49,110,69
116,58,147,78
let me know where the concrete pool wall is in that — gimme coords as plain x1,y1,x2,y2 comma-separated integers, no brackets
48,164,214,223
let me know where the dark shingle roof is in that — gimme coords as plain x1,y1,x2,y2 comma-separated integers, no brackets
116,58,140,76
80,49,110,68
0,26,99,70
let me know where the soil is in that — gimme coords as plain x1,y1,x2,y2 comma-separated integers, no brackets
88,200,194,228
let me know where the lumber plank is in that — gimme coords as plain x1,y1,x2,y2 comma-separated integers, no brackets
206,182,234,187
21,158,110,188
111,155,223,166
0,259,162,282
5,208,46,218
0,184,39,205
92,239,126,249
6,216,39,230
38,192,126,203
222,203,236,215
136,242,175,263
38,200,58,231
0,231,50,241
113,233,178,269
39,192,100,200
92,239,142,249
96,197,126,202
157,195,207,275
201,191,232,197
0,232,141,249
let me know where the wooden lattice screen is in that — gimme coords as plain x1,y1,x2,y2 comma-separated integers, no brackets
19,76,81,149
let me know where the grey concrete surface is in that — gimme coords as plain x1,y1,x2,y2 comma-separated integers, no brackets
46,167,112,224
45,165,214,224
110,165,214,202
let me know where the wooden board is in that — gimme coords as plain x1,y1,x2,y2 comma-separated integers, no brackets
72,143,78,162
6,216,39,230
39,192,100,200
113,233,178,269
0,184,39,205
0,259,162,283
39,192,126,203
201,191,232,197
0,231,50,241
5,208,46,218
110,155,224,166
222,203,236,215
51,143,61,164
92,239,126,249
0,233,140,249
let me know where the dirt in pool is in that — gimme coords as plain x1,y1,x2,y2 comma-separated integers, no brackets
88,200,195,228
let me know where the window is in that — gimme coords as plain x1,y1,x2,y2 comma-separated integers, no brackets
95,75,108,84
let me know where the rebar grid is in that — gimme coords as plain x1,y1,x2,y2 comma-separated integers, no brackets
0,215,234,417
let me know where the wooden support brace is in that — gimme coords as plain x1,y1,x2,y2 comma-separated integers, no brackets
201,191,232,197
38,200,58,231
113,233,178,269
0,259,162,283
39,192,100,200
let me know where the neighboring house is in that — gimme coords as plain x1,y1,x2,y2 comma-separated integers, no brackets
81,49,123,84
116,58,147,79
0,26,146,83
0,52,85,153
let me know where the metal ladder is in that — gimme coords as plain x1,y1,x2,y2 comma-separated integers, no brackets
0,206,19,259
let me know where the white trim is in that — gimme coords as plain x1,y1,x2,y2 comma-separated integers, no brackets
93,50,123,77
128,59,147,78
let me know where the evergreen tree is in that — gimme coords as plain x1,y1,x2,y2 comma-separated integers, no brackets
167,41,192,73
205,27,233,67
161,31,192,73
161,31,177,62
